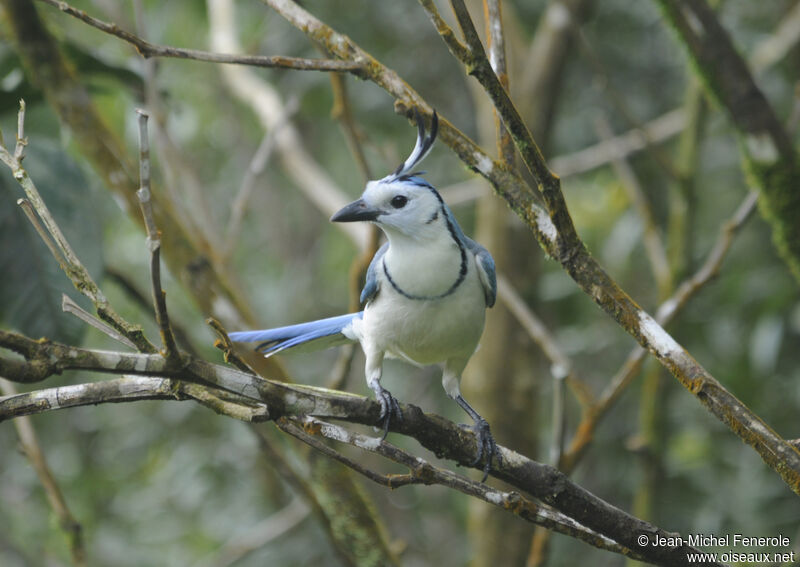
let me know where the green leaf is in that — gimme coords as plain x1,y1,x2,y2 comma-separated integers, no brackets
0,140,103,343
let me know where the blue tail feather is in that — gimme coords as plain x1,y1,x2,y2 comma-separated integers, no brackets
229,312,362,356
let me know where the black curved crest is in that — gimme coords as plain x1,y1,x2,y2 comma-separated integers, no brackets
389,109,439,179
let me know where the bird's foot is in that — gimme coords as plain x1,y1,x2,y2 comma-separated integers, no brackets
470,417,500,482
374,385,402,440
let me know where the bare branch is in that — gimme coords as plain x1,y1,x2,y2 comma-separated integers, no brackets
278,416,647,561
0,375,269,424
135,110,180,362
16,197,67,269
549,109,687,178
36,0,363,73
13,98,27,161
483,0,514,164
61,295,138,350
0,330,723,566
561,191,760,472
594,114,672,296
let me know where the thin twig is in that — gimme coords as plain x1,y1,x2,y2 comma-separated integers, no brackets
496,275,593,408
13,99,27,161
277,417,421,488
207,317,258,374
196,498,308,567
223,98,299,261
560,191,760,472
594,113,672,296
0,101,157,353
61,295,138,350
16,197,67,269
136,110,180,363
571,23,683,183
483,0,514,162
37,0,363,73
133,0,219,259
0,379,87,566
209,0,370,251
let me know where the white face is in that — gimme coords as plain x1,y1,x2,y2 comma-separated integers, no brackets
361,179,443,238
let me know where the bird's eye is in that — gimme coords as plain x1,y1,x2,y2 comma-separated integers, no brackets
390,195,408,209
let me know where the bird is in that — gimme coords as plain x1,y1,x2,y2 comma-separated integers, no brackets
229,110,500,480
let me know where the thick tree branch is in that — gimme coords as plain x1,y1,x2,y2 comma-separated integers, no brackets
7,0,800,499
561,191,760,473
278,416,647,561
260,0,559,258
0,375,269,423
0,331,720,566
414,0,800,495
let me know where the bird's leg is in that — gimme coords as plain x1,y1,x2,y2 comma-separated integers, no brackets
455,394,500,482
365,349,401,439
370,381,402,440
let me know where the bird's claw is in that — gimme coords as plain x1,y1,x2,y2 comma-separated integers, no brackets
375,386,402,440
470,418,500,482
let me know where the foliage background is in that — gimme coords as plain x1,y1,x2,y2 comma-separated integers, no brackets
1,0,799,565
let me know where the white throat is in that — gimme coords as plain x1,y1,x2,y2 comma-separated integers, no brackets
381,227,466,299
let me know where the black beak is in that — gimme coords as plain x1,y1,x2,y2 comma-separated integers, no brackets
330,198,380,223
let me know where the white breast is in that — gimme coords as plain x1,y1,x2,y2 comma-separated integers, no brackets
381,234,463,298
361,253,486,366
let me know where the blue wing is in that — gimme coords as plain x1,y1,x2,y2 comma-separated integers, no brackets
465,237,496,307
229,312,362,356
360,242,388,305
